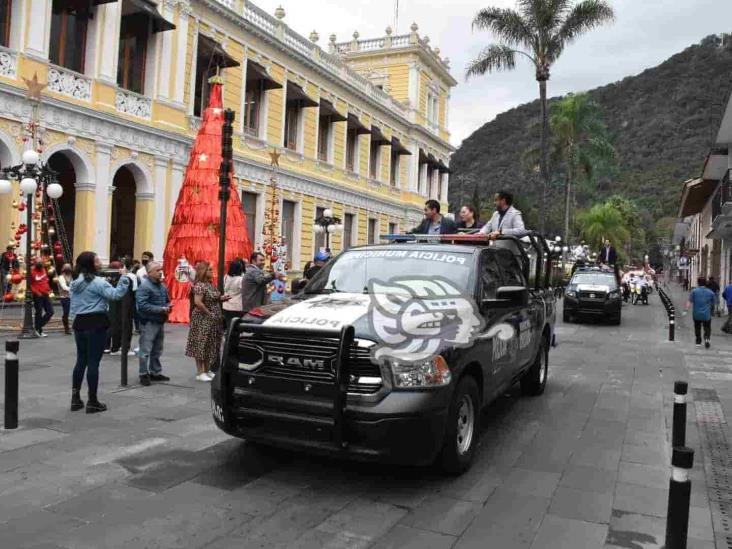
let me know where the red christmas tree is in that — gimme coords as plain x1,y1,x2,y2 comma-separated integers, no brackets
163,79,252,323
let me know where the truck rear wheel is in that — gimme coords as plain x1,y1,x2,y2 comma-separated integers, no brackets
439,375,480,474
520,338,548,396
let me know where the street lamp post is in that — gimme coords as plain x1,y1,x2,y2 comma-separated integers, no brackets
313,208,343,253
217,108,235,293
0,149,64,338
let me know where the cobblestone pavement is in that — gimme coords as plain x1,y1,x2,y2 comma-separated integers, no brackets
0,284,729,549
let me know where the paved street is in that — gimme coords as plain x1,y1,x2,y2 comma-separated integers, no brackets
0,284,729,549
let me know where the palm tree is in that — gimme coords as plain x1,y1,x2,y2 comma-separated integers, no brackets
550,93,616,244
578,202,630,253
466,0,614,233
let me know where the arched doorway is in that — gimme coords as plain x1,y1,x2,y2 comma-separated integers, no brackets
109,166,136,261
47,152,77,254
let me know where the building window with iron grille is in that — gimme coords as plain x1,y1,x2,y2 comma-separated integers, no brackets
193,34,239,118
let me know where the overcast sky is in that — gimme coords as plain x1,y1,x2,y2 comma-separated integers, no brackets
254,0,732,146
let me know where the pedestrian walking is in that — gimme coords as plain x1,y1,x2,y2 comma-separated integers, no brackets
242,252,281,314
136,261,171,386
58,263,73,335
223,259,244,327
69,252,130,413
706,276,721,316
722,281,732,333
120,256,138,356
30,258,54,337
456,205,484,230
186,261,230,381
685,276,716,349
1,245,18,292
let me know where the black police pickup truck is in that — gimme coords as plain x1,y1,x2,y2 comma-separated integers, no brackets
563,268,622,325
211,233,556,473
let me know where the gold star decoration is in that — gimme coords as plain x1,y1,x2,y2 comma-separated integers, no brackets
23,72,47,102
191,186,200,196
269,148,281,168
207,223,218,234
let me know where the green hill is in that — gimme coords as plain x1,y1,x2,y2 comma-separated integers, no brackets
449,34,732,250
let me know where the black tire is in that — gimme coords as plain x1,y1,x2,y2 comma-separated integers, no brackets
520,337,549,396
439,375,480,474
563,311,571,323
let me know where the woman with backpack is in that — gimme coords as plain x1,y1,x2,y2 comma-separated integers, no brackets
69,252,129,413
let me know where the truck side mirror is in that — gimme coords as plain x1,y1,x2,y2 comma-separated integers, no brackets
482,286,529,308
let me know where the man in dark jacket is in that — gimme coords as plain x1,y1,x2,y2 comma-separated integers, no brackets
136,261,171,386
410,200,458,235
241,252,283,313
598,240,617,266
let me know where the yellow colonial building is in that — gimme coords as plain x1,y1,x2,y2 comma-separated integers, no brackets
0,0,455,270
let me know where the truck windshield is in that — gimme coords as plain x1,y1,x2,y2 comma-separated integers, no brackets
571,273,617,288
305,249,474,294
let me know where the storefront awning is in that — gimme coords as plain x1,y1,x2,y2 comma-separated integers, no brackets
125,0,175,32
286,82,318,108
319,99,347,122
198,34,240,69
678,178,719,217
246,60,282,90
370,125,389,145
391,137,412,156
347,113,371,135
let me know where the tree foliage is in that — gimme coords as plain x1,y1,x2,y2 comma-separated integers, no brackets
577,202,630,253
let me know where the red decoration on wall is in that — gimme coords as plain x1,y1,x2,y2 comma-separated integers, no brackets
162,82,252,323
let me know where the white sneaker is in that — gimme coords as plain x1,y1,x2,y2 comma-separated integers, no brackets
39,332,48,338
133,347,139,353
205,371,216,380
127,350,136,356
195,373,211,382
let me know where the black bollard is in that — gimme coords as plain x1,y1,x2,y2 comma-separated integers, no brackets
672,381,688,448
665,447,694,549
669,313,675,342
4,339,19,429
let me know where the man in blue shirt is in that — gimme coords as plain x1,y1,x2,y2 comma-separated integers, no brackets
722,281,732,333
686,277,717,348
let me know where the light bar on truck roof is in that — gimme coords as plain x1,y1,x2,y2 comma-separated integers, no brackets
379,233,494,244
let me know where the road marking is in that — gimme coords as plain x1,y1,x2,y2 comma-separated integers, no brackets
86,437,168,466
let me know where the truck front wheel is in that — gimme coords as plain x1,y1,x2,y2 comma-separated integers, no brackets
520,338,549,396
439,375,480,474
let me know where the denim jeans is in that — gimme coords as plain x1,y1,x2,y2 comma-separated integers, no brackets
139,321,164,376
60,297,70,318
33,295,54,333
72,327,108,398
694,319,711,343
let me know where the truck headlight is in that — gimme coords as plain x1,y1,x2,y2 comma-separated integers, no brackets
608,290,620,300
565,290,576,298
390,356,451,388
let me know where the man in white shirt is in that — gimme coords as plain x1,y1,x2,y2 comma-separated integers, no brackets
137,251,154,284
479,191,526,240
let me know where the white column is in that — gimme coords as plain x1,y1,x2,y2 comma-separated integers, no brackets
24,0,51,60
440,173,449,203
156,3,175,100
172,7,191,104
169,159,186,222
94,143,113,263
408,144,419,193
95,1,121,84
407,62,419,119
152,157,168,257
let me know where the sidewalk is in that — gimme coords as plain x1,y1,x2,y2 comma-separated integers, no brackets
0,289,728,548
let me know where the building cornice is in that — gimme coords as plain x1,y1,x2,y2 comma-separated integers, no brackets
0,84,421,218
196,0,453,153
